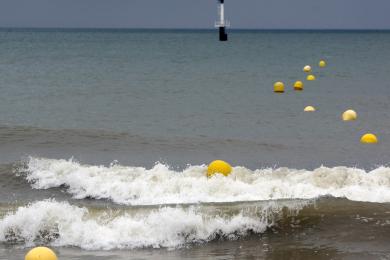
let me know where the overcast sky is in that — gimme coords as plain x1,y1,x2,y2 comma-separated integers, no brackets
0,0,389,29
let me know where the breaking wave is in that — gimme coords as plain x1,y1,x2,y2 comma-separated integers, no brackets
20,157,390,205
0,199,307,250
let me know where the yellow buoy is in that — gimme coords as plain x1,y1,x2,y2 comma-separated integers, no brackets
304,106,316,112
342,109,357,121
293,81,304,91
207,160,232,177
319,60,327,68
360,133,378,144
303,65,312,73
25,247,57,260
273,82,285,93
306,74,316,81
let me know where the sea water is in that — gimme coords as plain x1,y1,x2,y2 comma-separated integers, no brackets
1,29,390,259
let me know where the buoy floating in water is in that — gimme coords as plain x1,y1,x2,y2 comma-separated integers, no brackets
293,81,304,91
207,160,232,177
303,65,312,73
273,82,285,93
25,247,57,260
342,109,357,121
319,60,327,67
304,106,316,112
306,74,316,81
360,133,378,144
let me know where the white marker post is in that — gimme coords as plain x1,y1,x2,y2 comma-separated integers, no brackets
215,0,229,41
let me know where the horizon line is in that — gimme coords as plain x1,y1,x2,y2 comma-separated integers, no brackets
1,27,390,31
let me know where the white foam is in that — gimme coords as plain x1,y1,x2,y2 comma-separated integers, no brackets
0,200,305,250
23,157,390,205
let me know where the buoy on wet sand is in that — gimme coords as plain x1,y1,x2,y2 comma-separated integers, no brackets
303,65,312,73
274,82,285,93
360,133,378,144
294,81,304,91
319,60,327,68
207,160,232,177
304,106,316,112
342,109,357,121
25,247,57,260
306,74,316,81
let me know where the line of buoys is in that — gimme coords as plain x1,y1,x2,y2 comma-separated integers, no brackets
270,58,380,148
209,59,379,179
25,247,57,260
274,60,324,94
207,160,232,177
275,59,327,93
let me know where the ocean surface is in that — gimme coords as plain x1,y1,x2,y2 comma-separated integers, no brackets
1,29,390,259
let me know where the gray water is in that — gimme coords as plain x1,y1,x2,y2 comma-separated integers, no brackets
1,29,390,259
1,29,390,168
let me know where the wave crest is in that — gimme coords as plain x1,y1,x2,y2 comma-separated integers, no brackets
21,157,390,205
0,200,306,250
